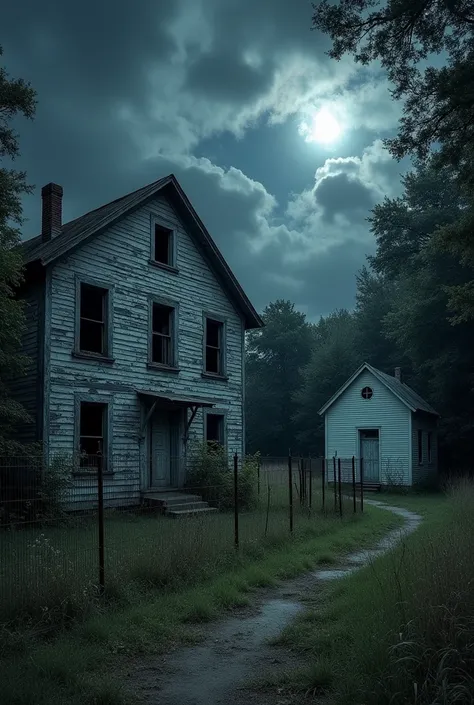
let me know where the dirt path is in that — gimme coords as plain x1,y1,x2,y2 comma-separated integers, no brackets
123,501,422,705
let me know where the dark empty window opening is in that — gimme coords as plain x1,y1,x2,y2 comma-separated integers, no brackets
361,386,373,400
360,429,378,439
79,402,106,467
205,319,223,374
80,284,107,355
418,429,423,465
427,431,432,463
152,303,173,365
206,414,224,449
154,224,173,266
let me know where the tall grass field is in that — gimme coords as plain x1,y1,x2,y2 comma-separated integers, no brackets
276,481,474,704
0,493,399,705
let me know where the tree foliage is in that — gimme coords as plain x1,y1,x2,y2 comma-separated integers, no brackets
312,0,474,322
0,46,36,448
245,300,313,455
312,0,474,165
295,310,360,454
246,163,474,469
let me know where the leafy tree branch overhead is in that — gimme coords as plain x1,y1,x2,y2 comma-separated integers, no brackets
312,0,474,323
0,46,36,449
312,0,474,164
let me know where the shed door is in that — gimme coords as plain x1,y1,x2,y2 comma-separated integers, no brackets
360,430,380,481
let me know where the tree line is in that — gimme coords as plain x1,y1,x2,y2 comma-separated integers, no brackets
246,0,474,470
245,159,474,468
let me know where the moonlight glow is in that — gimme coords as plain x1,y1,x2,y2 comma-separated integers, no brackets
300,108,342,144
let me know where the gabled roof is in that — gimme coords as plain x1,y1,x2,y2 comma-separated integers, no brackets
22,174,263,330
318,362,439,417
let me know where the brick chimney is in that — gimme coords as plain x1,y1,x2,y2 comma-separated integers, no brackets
41,183,63,242
395,367,402,383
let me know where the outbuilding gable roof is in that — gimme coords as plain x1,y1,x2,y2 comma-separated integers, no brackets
318,363,439,417
22,174,263,330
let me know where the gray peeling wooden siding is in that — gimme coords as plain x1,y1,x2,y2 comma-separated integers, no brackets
325,369,412,485
411,412,438,485
8,284,43,445
46,193,244,505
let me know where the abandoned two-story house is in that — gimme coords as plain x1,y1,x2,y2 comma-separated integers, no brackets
13,175,263,507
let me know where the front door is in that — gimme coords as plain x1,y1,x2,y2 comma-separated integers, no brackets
151,413,171,488
360,430,380,481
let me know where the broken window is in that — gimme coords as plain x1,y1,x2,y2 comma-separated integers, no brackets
80,283,108,355
79,402,106,467
206,413,224,450
152,303,173,365
205,318,224,374
154,224,173,266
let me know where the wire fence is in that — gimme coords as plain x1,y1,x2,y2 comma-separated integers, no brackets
0,453,367,626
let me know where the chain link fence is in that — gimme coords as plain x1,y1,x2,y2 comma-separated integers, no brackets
0,452,364,627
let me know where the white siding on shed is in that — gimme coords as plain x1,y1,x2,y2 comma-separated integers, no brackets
411,413,438,486
325,369,412,485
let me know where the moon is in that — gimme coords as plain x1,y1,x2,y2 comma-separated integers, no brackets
300,108,341,144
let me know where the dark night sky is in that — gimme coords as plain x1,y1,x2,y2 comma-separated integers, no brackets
3,0,410,319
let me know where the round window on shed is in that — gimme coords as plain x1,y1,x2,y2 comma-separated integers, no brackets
361,386,373,400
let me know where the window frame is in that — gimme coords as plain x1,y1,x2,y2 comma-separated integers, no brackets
417,428,424,466
203,409,227,450
149,214,178,272
74,393,113,474
427,431,432,464
74,276,114,362
202,313,227,379
147,295,179,371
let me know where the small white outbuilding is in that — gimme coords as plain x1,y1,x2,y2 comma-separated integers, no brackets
318,363,439,487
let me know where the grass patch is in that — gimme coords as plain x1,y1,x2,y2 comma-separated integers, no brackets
0,488,350,627
275,484,474,705
0,501,399,705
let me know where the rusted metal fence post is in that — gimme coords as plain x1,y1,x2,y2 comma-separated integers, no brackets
308,456,312,510
303,458,307,505
298,458,302,506
360,457,364,513
264,481,271,537
97,453,105,596
322,457,325,511
333,456,337,513
257,455,261,497
234,452,239,549
288,451,293,533
352,455,357,513
337,457,343,518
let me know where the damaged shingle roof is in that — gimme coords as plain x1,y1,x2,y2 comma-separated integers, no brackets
318,362,439,416
22,174,263,330
371,366,438,416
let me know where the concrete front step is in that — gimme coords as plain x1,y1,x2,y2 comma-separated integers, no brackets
144,492,203,506
165,501,210,511
142,490,217,517
167,506,218,518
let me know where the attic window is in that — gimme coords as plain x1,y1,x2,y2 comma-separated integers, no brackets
153,224,174,266
361,387,373,400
